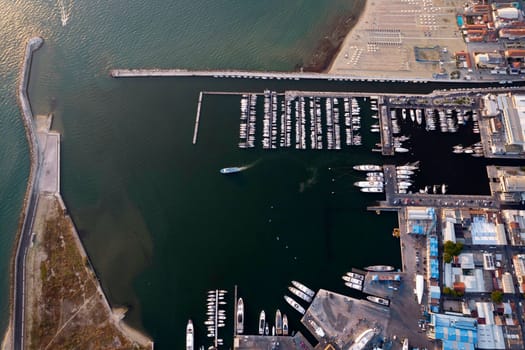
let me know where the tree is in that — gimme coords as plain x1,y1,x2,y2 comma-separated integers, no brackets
491,290,503,303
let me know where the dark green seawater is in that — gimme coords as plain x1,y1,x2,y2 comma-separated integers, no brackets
0,1,413,348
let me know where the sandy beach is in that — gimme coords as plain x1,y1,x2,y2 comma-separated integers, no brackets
328,0,467,79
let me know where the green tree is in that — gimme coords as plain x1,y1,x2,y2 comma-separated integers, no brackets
491,290,503,303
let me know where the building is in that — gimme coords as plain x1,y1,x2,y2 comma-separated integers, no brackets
428,313,477,350
481,94,525,154
488,166,525,203
476,302,506,349
474,52,505,69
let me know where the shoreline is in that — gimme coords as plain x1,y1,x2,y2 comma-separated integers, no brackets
302,0,367,73
324,0,372,73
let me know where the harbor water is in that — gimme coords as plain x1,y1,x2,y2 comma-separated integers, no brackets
0,1,516,349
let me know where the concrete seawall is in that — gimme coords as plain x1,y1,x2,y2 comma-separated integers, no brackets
110,68,524,85
8,36,44,350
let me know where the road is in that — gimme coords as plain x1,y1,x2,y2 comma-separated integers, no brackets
12,37,43,350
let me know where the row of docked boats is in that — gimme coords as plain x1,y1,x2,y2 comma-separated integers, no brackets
238,93,365,150
353,165,384,193
452,142,484,157
283,280,315,317
256,309,289,336
204,289,227,347
418,183,447,194
239,94,257,148
395,162,419,194
393,107,479,134
342,271,365,291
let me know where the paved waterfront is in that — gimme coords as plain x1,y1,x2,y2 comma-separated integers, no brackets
303,289,389,349
235,333,313,350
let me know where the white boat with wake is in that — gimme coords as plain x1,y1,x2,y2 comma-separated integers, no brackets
220,167,244,174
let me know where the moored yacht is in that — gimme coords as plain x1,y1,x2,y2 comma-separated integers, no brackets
360,187,383,193
186,319,194,350
236,298,244,334
367,295,390,306
282,314,289,335
291,280,315,298
258,310,266,335
353,164,382,172
284,295,306,315
275,309,283,335
288,286,312,303
364,265,395,272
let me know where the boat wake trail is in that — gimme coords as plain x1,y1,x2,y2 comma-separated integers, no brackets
57,0,74,27
299,167,318,193
238,159,261,171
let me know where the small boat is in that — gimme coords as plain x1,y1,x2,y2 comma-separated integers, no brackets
396,169,414,175
284,295,306,315
441,184,447,194
364,265,395,272
353,164,382,172
186,319,194,350
288,286,312,303
291,281,315,298
394,147,409,153
342,275,351,282
220,167,242,174
360,187,383,193
345,282,363,290
258,310,265,335
354,181,384,188
367,295,390,306
265,323,269,336
275,309,283,335
282,314,289,335
236,298,244,334
366,172,383,177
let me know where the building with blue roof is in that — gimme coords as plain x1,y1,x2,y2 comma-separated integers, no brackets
429,313,478,350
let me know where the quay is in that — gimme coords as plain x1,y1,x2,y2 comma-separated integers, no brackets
378,99,394,156
110,68,435,83
369,165,497,211
234,333,313,350
109,68,525,85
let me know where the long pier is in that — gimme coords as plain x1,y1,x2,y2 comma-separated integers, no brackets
110,68,438,83
193,92,203,144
